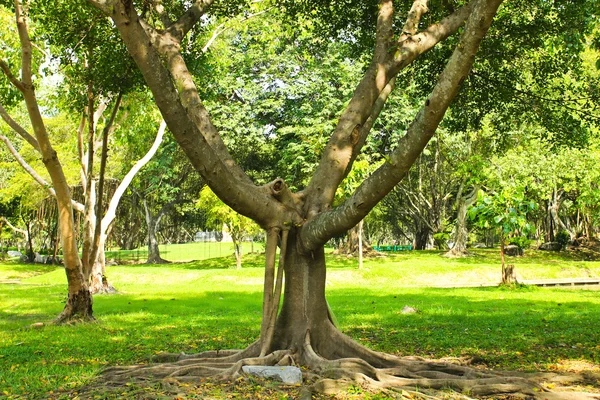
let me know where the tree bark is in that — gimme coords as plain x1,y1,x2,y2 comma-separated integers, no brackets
446,185,478,257
143,198,170,264
6,1,93,323
270,229,333,356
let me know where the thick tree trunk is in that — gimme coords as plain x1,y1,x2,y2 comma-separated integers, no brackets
446,186,477,257
413,226,430,250
270,230,333,356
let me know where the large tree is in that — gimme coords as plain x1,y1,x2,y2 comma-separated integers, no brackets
85,0,595,396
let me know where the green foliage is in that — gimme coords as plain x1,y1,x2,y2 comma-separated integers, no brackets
433,232,450,250
198,186,260,243
469,187,536,239
30,0,144,110
507,235,531,250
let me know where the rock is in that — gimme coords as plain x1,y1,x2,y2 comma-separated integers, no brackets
242,366,302,385
19,254,29,263
30,322,44,329
7,250,22,257
539,242,562,251
34,252,45,263
505,245,523,256
401,305,418,314
472,243,486,248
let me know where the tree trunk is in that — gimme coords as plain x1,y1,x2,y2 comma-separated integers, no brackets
82,180,96,279
499,236,515,285
89,235,117,294
233,240,242,270
335,220,373,258
270,230,334,356
413,226,430,250
358,220,363,270
446,186,478,257
146,216,167,264
25,219,34,262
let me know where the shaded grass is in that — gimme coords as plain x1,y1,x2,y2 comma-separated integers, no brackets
105,241,265,263
1,249,600,399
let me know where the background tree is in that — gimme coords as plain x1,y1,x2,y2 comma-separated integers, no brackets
0,1,92,322
198,186,260,269
469,187,537,284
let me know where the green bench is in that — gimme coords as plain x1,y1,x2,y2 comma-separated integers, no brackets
373,245,413,252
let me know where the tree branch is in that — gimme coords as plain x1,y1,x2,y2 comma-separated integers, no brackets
0,102,40,151
302,1,474,221
303,0,400,220
393,1,475,72
0,133,85,213
96,0,294,229
101,119,166,232
300,0,504,251
166,0,215,42
1,216,28,236
0,59,25,92
400,0,429,39
201,8,273,53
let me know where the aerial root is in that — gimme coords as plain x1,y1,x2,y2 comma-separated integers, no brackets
100,342,291,386
301,329,549,398
97,330,597,398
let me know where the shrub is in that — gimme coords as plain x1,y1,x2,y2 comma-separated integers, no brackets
508,235,531,249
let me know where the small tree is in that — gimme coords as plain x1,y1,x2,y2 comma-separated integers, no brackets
468,187,536,284
198,186,260,269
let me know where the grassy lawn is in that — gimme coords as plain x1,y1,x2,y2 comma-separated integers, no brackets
105,241,265,264
1,249,599,399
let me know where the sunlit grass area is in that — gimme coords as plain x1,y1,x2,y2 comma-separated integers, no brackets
1,248,599,398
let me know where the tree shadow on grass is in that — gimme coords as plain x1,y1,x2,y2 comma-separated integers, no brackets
2,284,600,398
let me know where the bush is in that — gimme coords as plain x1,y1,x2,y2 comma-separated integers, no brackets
433,232,450,250
508,236,531,249
555,230,570,250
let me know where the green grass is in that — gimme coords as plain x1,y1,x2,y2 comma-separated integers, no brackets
104,241,265,263
1,249,599,399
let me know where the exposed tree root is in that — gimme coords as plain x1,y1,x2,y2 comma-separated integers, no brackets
93,328,600,399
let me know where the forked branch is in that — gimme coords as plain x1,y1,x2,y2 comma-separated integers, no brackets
301,0,504,251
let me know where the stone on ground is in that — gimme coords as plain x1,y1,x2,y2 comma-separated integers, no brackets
242,365,302,385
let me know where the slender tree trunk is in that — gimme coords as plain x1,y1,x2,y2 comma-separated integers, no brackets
89,234,116,293
144,200,169,264
335,220,373,257
358,220,363,269
233,239,242,270
25,219,34,261
499,235,515,285
82,180,96,279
